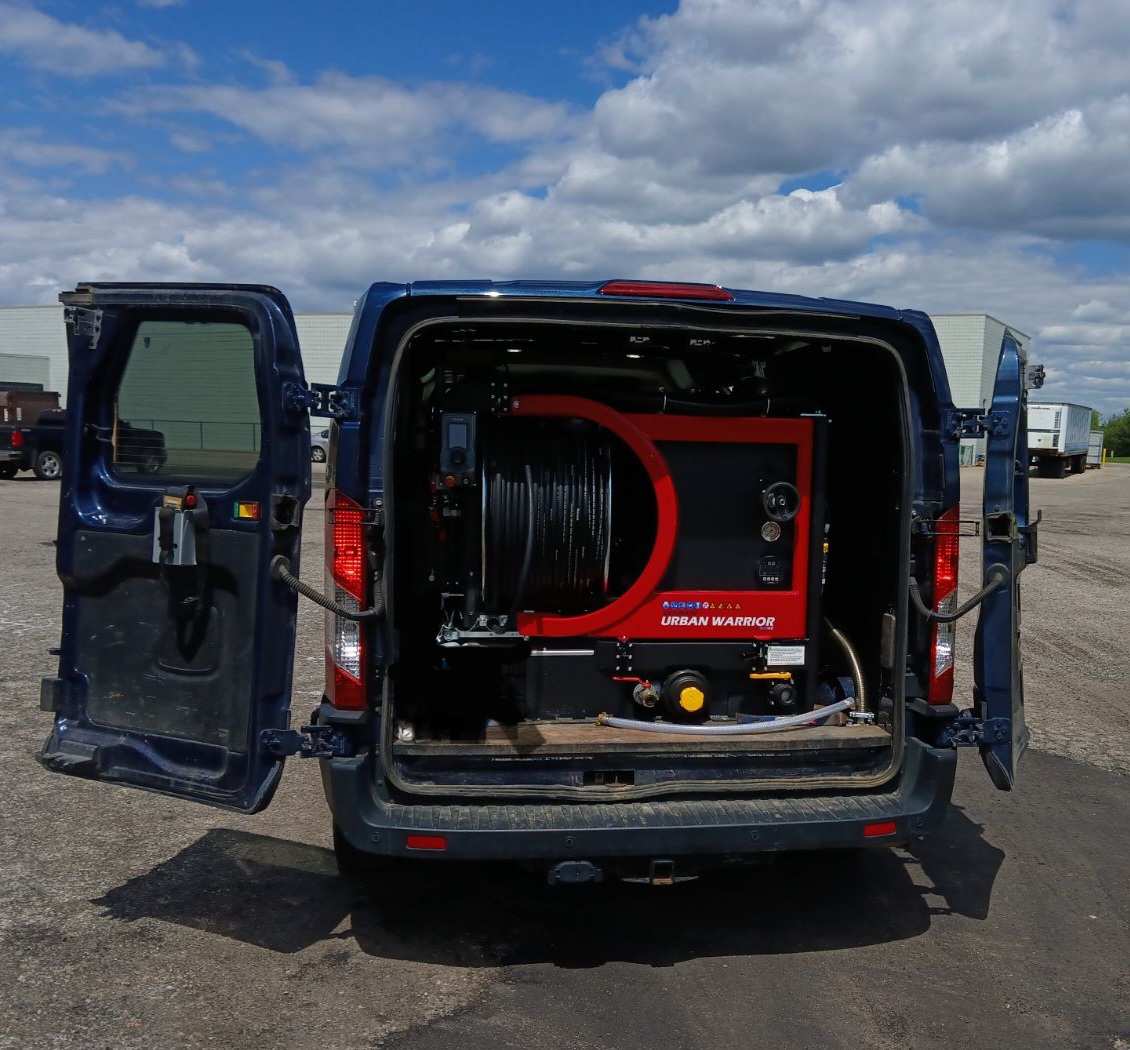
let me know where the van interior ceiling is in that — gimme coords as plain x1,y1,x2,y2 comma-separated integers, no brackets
381,313,910,794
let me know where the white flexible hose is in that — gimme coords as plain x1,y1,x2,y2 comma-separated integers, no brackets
596,699,851,736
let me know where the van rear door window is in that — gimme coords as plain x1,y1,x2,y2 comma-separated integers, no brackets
113,320,260,483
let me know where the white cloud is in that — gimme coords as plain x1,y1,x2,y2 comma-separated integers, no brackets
114,71,576,168
593,0,1130,176
238,50,294,87
552,148,781,224
1039,324,1130,348
849,102,1130,239
0,2,191,75
168,131,211,154
0,130,128,173
0,174,1125,412
1072,300,1130,324
1,0,1130,412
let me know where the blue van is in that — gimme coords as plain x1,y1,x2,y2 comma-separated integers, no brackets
38,280,1036,883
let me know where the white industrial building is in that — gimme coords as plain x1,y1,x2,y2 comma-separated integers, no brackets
930,314,1031,464
0,306,72,392
0,303,1029,463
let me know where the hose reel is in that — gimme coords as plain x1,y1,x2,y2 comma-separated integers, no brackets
482,425,614,613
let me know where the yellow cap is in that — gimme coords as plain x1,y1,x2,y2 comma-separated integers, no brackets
678,686,705,712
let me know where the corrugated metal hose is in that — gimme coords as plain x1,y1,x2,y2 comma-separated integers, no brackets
270,555,381,622
909,565,1009,624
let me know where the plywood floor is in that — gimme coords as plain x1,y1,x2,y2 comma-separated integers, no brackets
394,721,891,756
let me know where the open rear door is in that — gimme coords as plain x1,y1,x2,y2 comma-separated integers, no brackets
974,331,1035,790
39,284,311,812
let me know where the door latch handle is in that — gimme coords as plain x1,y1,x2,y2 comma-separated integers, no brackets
152,487,213,622
152,486,210,567
156,504,177,559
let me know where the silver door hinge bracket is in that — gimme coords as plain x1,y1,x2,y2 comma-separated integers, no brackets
944,408,1009,440
259,724,353,759
63,307,103,349
940,713,1011,748
913,517,981,537
284,382,359,420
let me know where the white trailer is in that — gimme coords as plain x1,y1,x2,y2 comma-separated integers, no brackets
1028,402,1092,477
1088,430,1104,468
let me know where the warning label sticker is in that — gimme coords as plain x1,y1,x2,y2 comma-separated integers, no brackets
766,644,806,666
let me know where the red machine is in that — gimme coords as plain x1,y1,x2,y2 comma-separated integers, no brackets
504,396,817,641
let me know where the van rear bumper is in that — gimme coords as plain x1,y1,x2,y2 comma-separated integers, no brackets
323,738,957,862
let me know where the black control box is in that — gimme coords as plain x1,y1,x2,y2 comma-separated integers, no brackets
439,411,477,482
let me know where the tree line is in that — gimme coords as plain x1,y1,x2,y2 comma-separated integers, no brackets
1097,408,1130,457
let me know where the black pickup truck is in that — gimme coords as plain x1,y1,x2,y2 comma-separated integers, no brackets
0,409,166,480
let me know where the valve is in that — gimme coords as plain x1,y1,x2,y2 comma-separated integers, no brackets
762,481,801,522
632,682,659,708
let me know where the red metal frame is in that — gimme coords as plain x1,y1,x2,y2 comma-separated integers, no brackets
505,395,813,640
506,395,679,638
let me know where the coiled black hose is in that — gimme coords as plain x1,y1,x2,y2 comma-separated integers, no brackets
508,462,536,618
484,429,612,610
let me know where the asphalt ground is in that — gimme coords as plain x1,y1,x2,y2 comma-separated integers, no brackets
1,464,1128,1050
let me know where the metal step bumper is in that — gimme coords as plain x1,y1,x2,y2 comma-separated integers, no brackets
324,738,957,861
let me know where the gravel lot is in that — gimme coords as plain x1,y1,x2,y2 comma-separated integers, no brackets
1,462,1127,1049
956,464,1130,774
1,467,498,1049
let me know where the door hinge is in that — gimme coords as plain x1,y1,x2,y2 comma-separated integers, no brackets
40,676,80,716
284,382,359,420
943,407,1009,440
63,307,104,349
985,509,1040,564
1019,510,1040,565
259,724,353,759
940,712,1011,748
913,516,981,537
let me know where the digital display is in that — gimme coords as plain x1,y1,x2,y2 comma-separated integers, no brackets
447,422,468,449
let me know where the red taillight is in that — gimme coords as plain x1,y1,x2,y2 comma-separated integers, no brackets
330,663,364,710
928,506,960,704
598,280,734,302
934,508,959,596
11,430,23,448
325,489,368,711
863,821,898,839
331,493,366,601
406,835,447,851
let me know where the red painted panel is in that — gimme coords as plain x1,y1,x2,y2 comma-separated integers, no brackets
505,396,813,641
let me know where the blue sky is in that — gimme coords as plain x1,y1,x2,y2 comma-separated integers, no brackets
2,0,1129,414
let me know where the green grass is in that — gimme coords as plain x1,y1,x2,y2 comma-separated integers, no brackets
1107,455,1130,464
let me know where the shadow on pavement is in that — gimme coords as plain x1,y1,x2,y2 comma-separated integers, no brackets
94,803,1003,967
